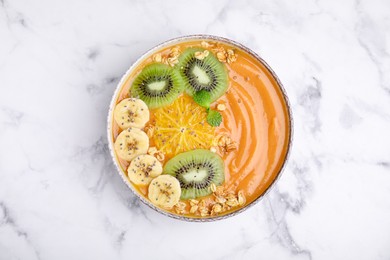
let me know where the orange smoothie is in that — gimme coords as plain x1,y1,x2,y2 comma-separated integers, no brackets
110,39,290,218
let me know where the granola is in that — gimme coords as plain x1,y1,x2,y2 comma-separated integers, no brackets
152,47,181,67
152,53,162,63
217,104,226,111
190,205,199,214
201,41,214,48
155,151,165,162
215,46,237,64
211,203,222,215
238,190,246,206
194,50,209,60
147,146,158,156
174,201,187,215
147,146,165,162
216,134,237,153
191,186,247,216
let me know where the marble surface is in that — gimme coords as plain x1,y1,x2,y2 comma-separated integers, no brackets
1,0,390,259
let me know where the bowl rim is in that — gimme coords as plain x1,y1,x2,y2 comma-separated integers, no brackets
107,34,294,222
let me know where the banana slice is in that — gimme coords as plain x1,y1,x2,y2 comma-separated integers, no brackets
114,98,150,129
128,155,162,185
114,127,149,161
148,175,181,209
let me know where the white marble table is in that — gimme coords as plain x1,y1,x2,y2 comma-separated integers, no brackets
1,0,390,259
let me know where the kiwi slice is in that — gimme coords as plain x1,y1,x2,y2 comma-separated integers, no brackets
163,149,225,200
177,48,228,102
131,63,184,109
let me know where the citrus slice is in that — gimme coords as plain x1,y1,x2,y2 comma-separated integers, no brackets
153,95,215,158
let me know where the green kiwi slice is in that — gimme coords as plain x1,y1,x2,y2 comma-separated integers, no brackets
163,149,225,200
177,48,228,102
130,63,184,109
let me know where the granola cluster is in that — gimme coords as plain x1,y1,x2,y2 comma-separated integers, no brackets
152,47,180,67
174,185,246,217
194,50,209,60
147,146,165,162
216,48,238,64
210,133,237,154
174,201,187,215
201,41,238,64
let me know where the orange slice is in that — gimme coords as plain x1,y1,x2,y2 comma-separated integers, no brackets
153,94,215,158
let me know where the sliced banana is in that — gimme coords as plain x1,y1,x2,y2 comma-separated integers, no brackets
114,127,149,161
148,175,181,209
128,155,162,185
114,98,150,129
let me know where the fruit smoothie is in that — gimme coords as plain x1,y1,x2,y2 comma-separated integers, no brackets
110,39,290,219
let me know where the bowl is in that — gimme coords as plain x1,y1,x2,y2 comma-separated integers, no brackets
107,35,293,222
